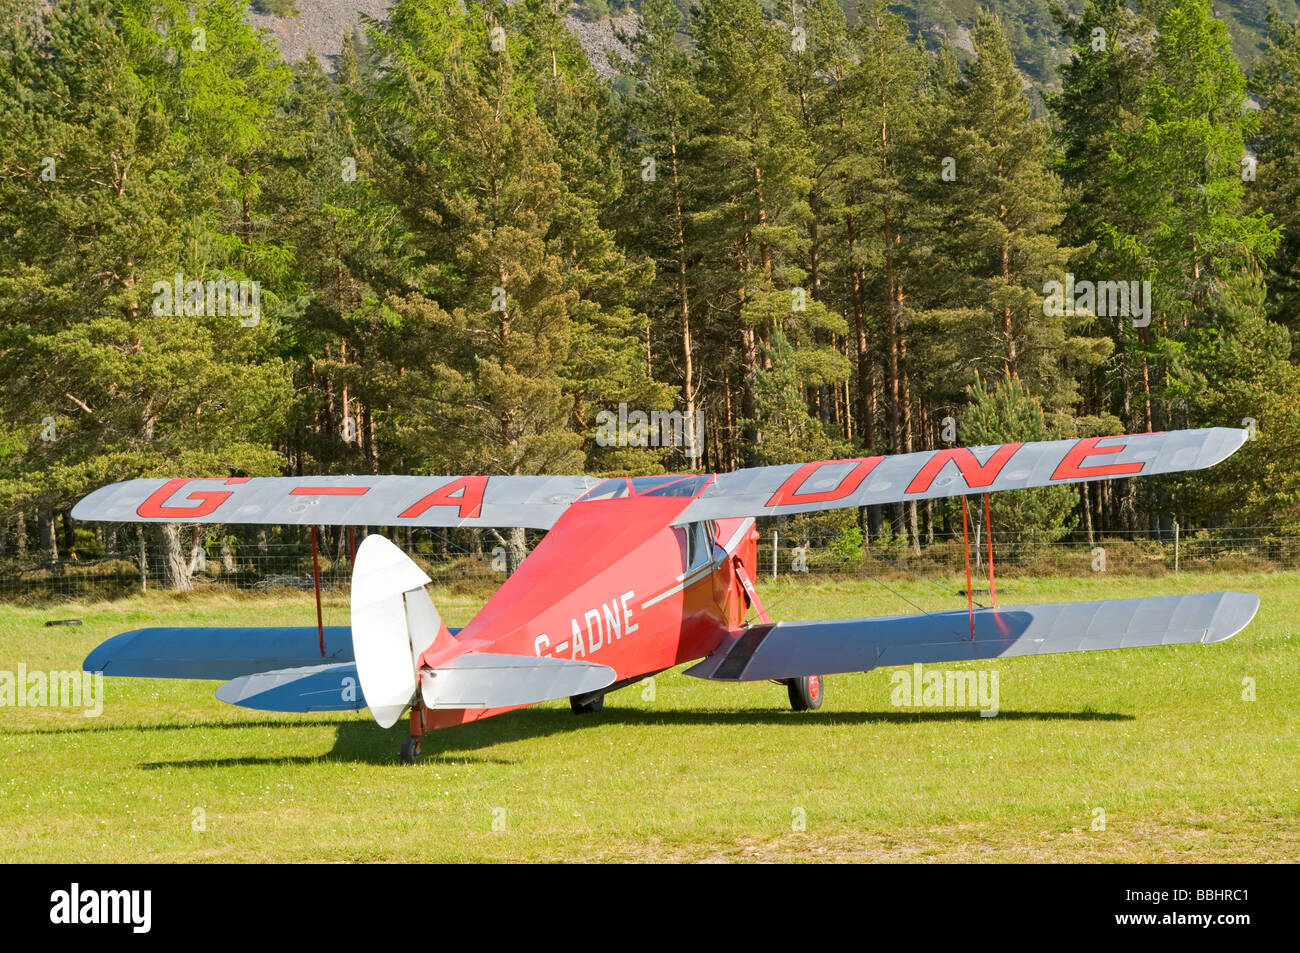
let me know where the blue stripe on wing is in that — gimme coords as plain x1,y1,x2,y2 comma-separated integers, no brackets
216,663,366,713
83,626,463,681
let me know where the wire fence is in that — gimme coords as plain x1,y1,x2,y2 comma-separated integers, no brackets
1,524,1295,605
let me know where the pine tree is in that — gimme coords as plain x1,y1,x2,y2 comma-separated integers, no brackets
0,0,293,587
689,0,843,468
614,0,710,468
838,1,931,546
961,373,1076,548
1250,7,1300,331
1051,0,1156,527
785,0,856,438
512,0,672,473
1103,0,1279,435
917,12,1101,415
1177,266,1300,528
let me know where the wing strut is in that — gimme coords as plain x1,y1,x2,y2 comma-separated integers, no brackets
733,557,771,624
961,496,974,638
309,525,325,657
984,492,997,607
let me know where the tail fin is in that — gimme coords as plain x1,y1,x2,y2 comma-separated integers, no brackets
350,534,614,727
350,535,452,727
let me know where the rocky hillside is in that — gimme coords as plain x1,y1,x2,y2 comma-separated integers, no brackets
245,0,636,77
239,0,1294,94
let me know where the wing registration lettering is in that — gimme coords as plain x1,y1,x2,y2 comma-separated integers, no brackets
398,476,488,520
136,477,249,519
905,443,1023,494
765,457,883,508
1050,436,1146,481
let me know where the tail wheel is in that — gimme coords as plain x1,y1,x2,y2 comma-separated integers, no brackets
787,675,824,711
570,693,605,715
400,736,421,764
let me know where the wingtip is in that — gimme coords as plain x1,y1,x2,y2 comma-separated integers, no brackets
1204,591,1260,644
69,486,105,522
82,628,139,674
1197,427,1250,470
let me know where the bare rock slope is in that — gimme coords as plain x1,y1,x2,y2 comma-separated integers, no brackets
247,0,636,77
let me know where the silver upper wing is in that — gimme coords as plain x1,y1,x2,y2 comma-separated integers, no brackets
71,428,1245,529
674,427,1246,523
71,474,602,529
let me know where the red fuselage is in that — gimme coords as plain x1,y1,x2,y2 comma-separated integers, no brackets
415,478,757,729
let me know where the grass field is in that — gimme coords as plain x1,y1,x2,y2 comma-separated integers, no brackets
1,570,1296,863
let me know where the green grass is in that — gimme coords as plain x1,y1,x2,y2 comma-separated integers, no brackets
1,572,1296,862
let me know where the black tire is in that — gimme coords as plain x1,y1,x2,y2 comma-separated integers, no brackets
570,693,605,715
787,675,824,711
400,736,421,764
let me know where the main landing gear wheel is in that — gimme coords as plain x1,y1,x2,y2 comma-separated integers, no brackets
570,693,605,715
400,736,421,764
787,675,824,711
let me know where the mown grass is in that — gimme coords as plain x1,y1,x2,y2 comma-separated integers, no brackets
0,571,1296,862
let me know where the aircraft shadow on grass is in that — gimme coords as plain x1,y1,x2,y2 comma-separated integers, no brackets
127,706,1134,770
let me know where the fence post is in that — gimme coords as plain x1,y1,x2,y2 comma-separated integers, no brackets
772,531,778,580
1174,520,1179,573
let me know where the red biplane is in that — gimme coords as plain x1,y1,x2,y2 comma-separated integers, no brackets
74,427,1259,762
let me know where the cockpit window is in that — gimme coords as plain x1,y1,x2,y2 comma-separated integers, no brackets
676,519,715,574
641,474,713,498
581,474,713,502
577,478,631,502
629,475,687,494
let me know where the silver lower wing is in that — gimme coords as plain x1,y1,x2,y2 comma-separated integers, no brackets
685,592,1259,682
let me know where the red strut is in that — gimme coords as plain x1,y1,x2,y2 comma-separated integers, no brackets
310,525,325,657
961,496,974,639
983,493,997,607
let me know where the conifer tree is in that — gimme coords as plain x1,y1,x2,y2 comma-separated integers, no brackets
1102,0,1278,434
1250,8,1300,331
962,373,1076,547
915,12,1105,419
614,0,710,467
0,0,292,585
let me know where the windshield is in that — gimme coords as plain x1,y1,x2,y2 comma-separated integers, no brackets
579,474,713,502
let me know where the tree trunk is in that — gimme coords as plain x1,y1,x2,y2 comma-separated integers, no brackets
1081,483,1094,545
670,142,697,471
38,506,58,567
847,211,877,452
13,511,27,560
155,523,193,591
137,526,148,593
490,526,528,577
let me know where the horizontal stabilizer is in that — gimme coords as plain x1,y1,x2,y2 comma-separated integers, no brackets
83,624,460,681
420,653,616,709
83,626,354,680
216,663,365,713
685,592,1259,681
